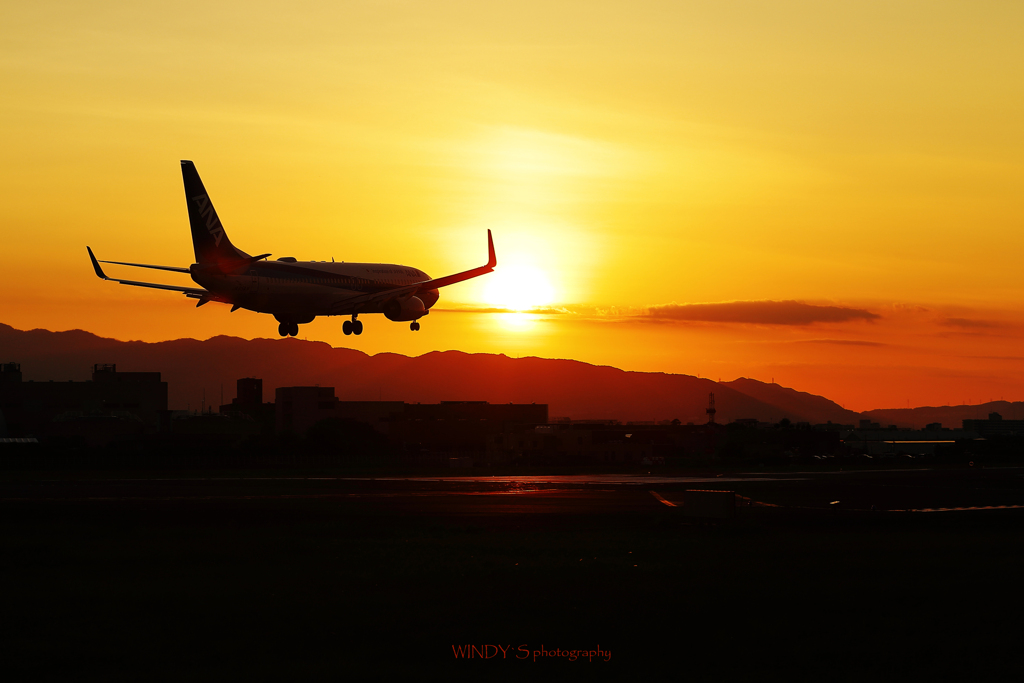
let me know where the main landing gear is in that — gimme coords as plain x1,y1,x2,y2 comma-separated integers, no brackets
278,322,299,337
410,321,420,331
342,316,363,336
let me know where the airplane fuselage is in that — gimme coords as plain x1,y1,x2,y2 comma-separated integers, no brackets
190,259,441,323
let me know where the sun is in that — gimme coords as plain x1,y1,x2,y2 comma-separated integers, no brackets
482,264,556,311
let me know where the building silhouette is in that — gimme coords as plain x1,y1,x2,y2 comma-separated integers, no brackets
963,412,1024,436
219,377,275,434
275,386,547,456
0,363,167,439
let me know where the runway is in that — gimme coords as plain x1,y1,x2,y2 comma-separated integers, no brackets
3,466,1024,679
4,466,1024,512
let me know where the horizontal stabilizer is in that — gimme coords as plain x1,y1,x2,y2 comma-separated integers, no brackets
225,253,272,273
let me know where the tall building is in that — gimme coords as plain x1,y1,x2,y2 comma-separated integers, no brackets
235,378,263,408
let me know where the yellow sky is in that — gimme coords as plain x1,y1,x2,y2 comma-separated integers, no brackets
2,1,1023,411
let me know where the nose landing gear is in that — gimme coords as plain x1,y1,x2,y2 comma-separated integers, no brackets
278,322,299,337
410,321,420,331
343,316,363,336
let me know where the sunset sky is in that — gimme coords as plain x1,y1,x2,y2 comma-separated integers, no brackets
2,1,1023,411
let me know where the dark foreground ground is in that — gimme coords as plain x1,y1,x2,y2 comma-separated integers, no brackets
3,467,1024,681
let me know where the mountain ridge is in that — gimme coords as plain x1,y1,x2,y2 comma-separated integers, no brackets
0,323,815,422
1,323,1016,428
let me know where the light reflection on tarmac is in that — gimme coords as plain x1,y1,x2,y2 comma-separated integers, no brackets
38,467,1004,486
359,475,801,484
5,468,1024,511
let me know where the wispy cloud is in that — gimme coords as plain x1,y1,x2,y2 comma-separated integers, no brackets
644,300,879,326
434,306,569,315
939,317,1004,329
795,338,887,347
437,300,883,327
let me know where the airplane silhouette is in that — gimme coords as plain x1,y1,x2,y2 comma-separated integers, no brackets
88,161,495,337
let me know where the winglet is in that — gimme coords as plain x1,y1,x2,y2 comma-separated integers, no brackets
87,247,109,280
486,229,496,269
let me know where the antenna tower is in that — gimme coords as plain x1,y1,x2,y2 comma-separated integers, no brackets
706,392,716,425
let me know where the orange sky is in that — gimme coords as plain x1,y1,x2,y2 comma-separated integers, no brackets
2,1,1023,412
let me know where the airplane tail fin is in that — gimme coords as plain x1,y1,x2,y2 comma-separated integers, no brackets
181,161,250,267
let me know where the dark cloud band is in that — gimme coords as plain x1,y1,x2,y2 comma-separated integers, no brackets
645,300,879,325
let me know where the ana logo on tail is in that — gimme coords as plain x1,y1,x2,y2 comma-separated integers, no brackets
191,194,225,246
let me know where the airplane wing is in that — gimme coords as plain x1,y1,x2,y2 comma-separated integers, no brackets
97,259,191,274
98,253,272,276
87,246,227,303
415,229,496,290
328,230,496,314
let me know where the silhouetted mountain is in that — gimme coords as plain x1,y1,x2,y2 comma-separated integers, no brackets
861,402,1024,430
722,378,860,425
0,323,854,423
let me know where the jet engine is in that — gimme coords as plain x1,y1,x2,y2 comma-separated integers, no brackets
383,296,427,322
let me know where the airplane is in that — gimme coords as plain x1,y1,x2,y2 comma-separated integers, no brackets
87,160,496,337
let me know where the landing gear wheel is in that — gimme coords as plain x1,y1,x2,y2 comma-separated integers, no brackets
278,322,288,337
353,320,363,335
289,323,299,337
410,322,420,331
342,320,352,336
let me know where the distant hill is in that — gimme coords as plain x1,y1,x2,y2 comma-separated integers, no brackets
861,402,1024,430
721,377,861,425
0,323,849,424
